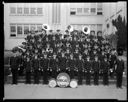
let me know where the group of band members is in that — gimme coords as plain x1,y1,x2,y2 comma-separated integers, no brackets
10,29,125,88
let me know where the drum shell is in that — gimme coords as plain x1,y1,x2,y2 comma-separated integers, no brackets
48,78,57,88
70,79,78,88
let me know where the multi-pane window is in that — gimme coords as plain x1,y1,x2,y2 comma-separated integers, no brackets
70,8,76,15
17,25,23,35
24,8,29,14
10,7,16,14
10,24,43,38
30,8,36,14
10,24,16,37
97,3,103,15
10,7,43,16
17,7,22,14
37,8,43,14
24,25,29,35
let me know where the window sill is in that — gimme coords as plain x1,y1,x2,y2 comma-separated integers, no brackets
9,14,43,16
9,36,26,39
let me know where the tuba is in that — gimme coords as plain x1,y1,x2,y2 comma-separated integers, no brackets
42,24,50,31
82,26,90,35
67,25,74,33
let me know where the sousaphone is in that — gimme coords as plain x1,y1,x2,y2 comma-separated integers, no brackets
82,26,90,35
42,24,50,31
67,25,74,33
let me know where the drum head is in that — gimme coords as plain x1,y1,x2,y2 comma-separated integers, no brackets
70,79,78,88
49,78,56,88
57,72,70,88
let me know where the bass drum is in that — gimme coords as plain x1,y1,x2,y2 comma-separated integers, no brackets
70,79,78,88
48,78,57,88
57,72,70,88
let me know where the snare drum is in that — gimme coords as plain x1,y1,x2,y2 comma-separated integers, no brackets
48,78,57,88
70,79,78,88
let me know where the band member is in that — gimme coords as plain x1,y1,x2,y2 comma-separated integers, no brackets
100,57,109,86
92,56,100,85
109,49,117,78
32,54,40,84
67,54,75,79
76,54,84,85
115,57,124,88
49,53,58,78
58,52,67,72
84,56,92,85
25,57,32,84
41,54,49,84
10,54,19,84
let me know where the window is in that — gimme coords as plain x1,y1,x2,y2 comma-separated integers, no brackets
90,8,96,14
24,25,29,35
30,8,36,14
24,8,29,14
17,7,22,14
70,8,76,15
10,24,16,37
97,3,103,15
10,7,16,14
17,25,23,35
37,8,43,14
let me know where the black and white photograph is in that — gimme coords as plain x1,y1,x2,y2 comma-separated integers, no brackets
3,2,127,100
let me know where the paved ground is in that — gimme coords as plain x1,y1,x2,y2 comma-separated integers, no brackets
4,84,127,100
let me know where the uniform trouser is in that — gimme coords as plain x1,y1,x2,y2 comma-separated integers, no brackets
52,69,57,79
94,72,99,85
78,70,82,85
86,72,91,85
116,72,123,88
26,71,31,84
34,70,39,84
11,69,18,84
19,66,24,76
103,72,109,85
70,69,74,79
43,69,48,84
85,72,91,85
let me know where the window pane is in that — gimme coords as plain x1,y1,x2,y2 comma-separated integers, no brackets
83,8,89,14
30,25,36,31
70,8,76,15
10,25,16,32
17,25,22,35
37,8,42,14
30,8,36,14
17,7,22,14
24,8,29,14
37,25,42,31
24,25,29,35
10,7,16,14
90,8,96,13
97,12,102,15
77,8,82,13
97,24,102,31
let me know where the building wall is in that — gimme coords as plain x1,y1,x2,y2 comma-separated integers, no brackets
4,2,126,50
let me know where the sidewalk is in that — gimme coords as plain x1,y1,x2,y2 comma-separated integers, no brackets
4,84,127,100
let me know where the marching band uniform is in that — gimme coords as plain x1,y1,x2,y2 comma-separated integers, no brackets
32,55,40,84
100,57,109,85
115,58,124,88
25,57,32,84
10,54,19,84
92,56,100,85
76,55,84,85
84,56,92,85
